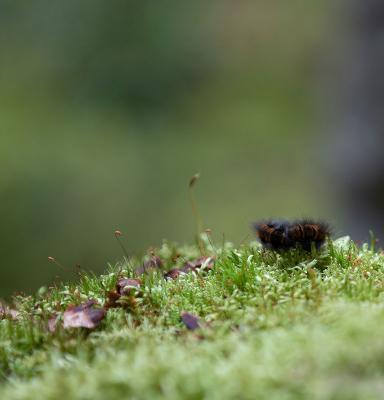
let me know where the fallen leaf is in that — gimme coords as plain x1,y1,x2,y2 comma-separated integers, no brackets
116,278,142,295
105,278,142,309
164,269,182,279
136,256,163,275
164,257,215,280
9,309,19,320
0,303,19,320
181,256,215,273
63,300,106,329
181,312,200,330
48,315,59,333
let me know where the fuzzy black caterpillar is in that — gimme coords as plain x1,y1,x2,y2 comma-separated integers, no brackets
253,219,330,251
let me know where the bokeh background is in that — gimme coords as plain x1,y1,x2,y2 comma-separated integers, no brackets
2,0,383,298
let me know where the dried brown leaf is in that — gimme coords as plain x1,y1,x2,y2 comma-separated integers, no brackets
181,312,200,330
136,256,163,275
63,301,106,329
116,278,142,295
164,257,215,280
181,256,215,273
164,269,182,280
48,315,59,333
0,303,19,320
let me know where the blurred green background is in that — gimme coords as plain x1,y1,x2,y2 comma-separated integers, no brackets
0,1,336,298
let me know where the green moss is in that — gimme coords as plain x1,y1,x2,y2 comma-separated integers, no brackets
1,237,384,399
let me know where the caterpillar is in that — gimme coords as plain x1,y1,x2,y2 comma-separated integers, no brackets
254,219,330,251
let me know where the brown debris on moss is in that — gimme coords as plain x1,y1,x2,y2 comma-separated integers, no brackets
63,301,106,329
181,312,200,330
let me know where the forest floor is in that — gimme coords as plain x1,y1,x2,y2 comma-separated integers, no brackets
1,236,384,400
